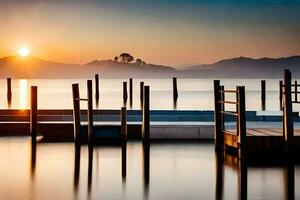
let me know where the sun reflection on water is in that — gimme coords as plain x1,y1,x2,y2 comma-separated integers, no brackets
19,79,28,109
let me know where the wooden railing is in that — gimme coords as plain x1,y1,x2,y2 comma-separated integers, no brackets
214,80,246,158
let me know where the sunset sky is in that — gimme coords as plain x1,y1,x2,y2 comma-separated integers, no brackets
0,0,300,66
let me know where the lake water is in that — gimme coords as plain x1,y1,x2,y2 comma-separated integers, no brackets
0,137,298,200
1,78,300,111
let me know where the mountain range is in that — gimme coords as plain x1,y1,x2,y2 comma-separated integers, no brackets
0,55,299,78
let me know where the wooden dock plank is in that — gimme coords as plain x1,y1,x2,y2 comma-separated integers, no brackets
249,128,282,136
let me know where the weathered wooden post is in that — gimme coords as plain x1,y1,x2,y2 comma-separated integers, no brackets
142,86,150,142
173,77,178,101
280,80,283,110
95,74,99,101
7,78,12,100
140,81,144,105
294,81,297,102
214,80,222,152
87,79,94,191
72,84,81,145
283,69,293,152
121,106,127,143
30,86,38,144
261,80,266,110
87,80,94,149
237,86,246,159
220,86,225,131
121,106,127,177
129,78,133,106
123,82,128,104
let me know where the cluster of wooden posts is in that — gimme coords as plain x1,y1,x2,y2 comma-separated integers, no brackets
3,75,181,144
214,69,298,159
88,75,152,143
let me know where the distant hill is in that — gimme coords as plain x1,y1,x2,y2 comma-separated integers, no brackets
182,56,300,78
0,55,299,78
0,56,176,78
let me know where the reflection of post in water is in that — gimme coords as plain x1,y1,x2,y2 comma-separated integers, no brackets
238,158,247,200
30,142,37,179
215,153,224,200
122,143,127,178
143,142,150,185
74,145,81,191
142,142,150,199
284,157,295,200
88,146,93,193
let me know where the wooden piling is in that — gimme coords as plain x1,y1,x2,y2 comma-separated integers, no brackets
140,81,144,105
280,80,283,110
142,86,150,141
121,106,127,143
220,86,225,131
95,74,99,101
173,77,178,101
237,86,246,159
123,82,128,103
129,78,133,105
283,69,293,152
30,86,38,144
72,84,81,145
261,80,266,110
214,80,222,152
294,81,297,102
87,80,94,149
7,78,12,100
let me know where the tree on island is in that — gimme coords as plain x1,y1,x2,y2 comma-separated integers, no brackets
136,58,142,65
114,56,118,62
119,53,134,63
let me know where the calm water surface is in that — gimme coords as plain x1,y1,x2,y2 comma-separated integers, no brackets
1,78,300,111
0,137,299,200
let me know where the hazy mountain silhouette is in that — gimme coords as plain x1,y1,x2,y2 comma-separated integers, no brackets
0,56,176,78
0,55,299,78
183,56,300,78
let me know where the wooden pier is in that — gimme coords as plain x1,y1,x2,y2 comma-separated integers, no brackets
214,69,300,158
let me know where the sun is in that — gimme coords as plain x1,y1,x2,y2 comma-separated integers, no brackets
18,47,30,57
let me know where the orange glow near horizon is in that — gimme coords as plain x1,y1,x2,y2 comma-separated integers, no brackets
0,2,299,66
